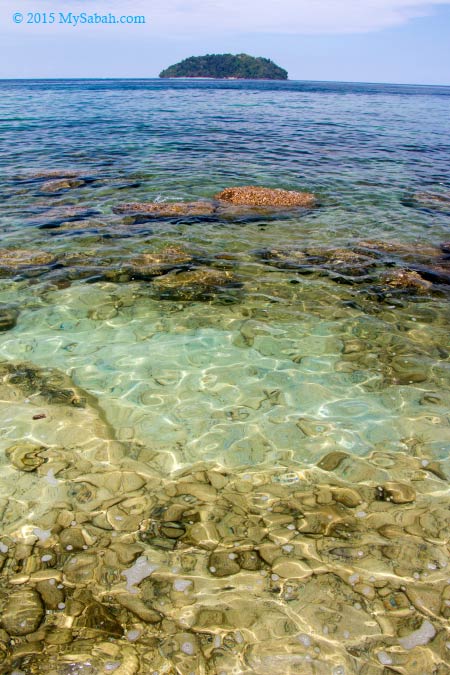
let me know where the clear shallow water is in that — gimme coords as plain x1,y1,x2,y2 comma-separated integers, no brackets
0,79,449,674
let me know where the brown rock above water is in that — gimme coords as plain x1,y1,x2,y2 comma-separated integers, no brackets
214,186,316,208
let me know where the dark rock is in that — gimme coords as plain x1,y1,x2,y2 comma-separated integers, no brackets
39,178,85,194
152,267,240,301
413,263,450,286
127,247,193,279
258,245,376,279
381,269,432,293
355,239,441,263
402,191,450,213
0,306,19,331
0,361,92,408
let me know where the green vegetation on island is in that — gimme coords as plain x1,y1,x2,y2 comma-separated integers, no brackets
159,53,288,80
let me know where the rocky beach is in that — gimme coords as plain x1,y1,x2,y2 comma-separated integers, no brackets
0,78,449,675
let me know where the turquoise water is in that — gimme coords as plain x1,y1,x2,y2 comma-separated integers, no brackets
0,79,449,674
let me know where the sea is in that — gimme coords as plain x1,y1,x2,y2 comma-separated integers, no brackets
0,79,449,674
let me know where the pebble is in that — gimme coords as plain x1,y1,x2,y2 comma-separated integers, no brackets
271,558,311,579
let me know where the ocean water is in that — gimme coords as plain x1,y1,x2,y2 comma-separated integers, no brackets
0,79,449,674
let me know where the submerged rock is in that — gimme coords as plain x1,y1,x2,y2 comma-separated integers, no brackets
0,248,55,270
128,247,193,279
0,447,448,673
258,245,376,278
15,169,82,181
413,262,450,286
0,361,87,406
113,201,216,217
381,269,432,292
214,185,316,208
48,218,109,232
5,441,48,472
408,191,450,211
0,359,121,468
356,239,441,261
152,267,239,301
1,588,44,636
257,246,308,267
39,178,85,193
35,205,102,229
0,305,19,331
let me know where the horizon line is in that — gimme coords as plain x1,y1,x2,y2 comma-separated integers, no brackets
0,77,449,87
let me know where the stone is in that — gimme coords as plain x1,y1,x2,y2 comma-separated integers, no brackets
59,527,86,551
152,268,238,301
214,186,316,208
1,588,44,636
239,550,264,571
116,594,161,623
0,248,55,269
5,441,47,472
382,269,432,292
128,247,193,278
317,452,349,471
40,178,85,193
412,191,450,209
187,522,220,550
271,557,311,579
77,597,123,638
64,552,99,584
0,306,19,331
331,487,362,508
381,482,416,504
36,579,65,610
208,551,241,576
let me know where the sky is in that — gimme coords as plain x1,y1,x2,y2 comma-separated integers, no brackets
0,0,449,83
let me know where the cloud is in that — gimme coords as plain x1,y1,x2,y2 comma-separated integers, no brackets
1,0,449,35
150,0,450,33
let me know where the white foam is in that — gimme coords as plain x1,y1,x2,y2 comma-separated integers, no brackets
398,620,436,649
297,633,311,647
44,469,59,486
33,527,51,542
377,652,393,665
173,579,192,592
122,556,158,593
181,641,194,655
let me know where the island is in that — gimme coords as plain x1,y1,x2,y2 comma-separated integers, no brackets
159,53,288,80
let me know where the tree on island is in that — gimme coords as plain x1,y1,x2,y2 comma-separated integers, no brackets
159,54,288,80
